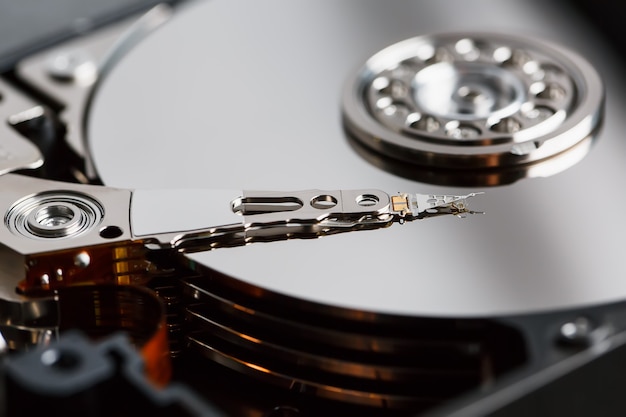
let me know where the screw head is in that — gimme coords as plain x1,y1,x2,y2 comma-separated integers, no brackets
558,316,608,347
47,49,97,84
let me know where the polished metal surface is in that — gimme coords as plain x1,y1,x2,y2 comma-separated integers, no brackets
6,191,104,240
0,1,623,412
343,32,603,169
0,170,473,264
87,0,625,319
0,175,132,255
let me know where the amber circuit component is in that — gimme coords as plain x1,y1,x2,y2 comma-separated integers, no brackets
19,240,152,294
16,242,171,387
391,194,412,217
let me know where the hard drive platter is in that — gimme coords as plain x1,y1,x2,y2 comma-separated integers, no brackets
2,0,626,415
88,0,619,316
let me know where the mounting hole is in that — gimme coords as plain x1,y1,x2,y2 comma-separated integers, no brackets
310,195,338,209
490,117,521,133
356,194,379,207
407,113,440,132
445,121,481,139
99,225,123,239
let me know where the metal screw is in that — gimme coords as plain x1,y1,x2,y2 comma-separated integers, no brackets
47,49,97,84
558,316,605,347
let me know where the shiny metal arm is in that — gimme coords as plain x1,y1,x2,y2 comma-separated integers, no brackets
0,174,481,257
131,188,481,253
0,173,480,350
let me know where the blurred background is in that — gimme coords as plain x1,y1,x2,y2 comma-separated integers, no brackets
0,1,625,72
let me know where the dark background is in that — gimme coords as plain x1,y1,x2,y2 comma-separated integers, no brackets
568,0,626,62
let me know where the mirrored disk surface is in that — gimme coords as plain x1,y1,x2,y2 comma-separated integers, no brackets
88,0,626,317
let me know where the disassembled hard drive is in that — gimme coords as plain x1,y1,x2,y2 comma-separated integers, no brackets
1,1,624,416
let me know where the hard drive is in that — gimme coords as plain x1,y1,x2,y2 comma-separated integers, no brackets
1,1,625,415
